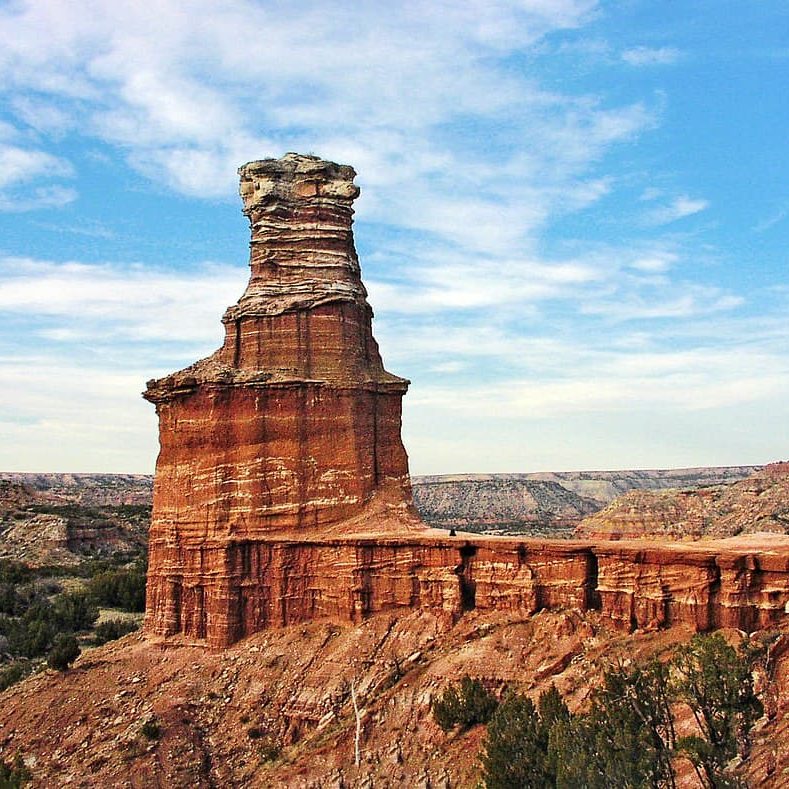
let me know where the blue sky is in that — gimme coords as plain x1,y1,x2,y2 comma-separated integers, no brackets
0,0,786,474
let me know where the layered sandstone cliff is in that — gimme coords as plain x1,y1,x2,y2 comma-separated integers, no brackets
144,154,424,642
144,154,416,539
143,154,788,649
149,531,789,648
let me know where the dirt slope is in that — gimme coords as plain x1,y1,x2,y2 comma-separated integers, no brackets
1,609,786,788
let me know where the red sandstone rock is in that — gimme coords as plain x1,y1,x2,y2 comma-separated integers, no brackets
143,154,789,648
144,154,416,539
144,154,424,642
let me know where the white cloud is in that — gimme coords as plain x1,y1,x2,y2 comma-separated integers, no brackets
0,0,644,228
753,205,788,233
0,141,75,211
10,97,74,135
0,184,77,212
0,257,243,344
408,343,789,418
0,357,159,472
646,195,709,225
622,46,681,66
628,253,677,272
0,144,73,189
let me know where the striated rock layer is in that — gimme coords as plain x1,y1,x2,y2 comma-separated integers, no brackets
147,532,789,648
576,462,789,541
144,154,789,647
144,155,414,540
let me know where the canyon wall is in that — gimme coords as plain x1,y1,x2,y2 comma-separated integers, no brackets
145,533,789,648
576,462,789,541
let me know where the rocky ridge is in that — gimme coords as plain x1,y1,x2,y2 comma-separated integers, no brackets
0,479,149,566
576,462,789,541
412,466,760,535
0,473,153,507
0,467,760,540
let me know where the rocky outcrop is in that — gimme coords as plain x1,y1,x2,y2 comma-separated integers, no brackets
144,155,415,538
0,481,148,566
576,462,789,541
0,473,153,507
144,154,423,641
143,153,788,648
412,477,599,535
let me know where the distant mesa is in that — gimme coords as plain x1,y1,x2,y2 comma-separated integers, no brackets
576,461,789,541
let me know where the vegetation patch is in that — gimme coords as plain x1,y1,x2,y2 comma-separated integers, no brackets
0,752,31,787
140,717,161,741
469,633,763,789
431,675,498,732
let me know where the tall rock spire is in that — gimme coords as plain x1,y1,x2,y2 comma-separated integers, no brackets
144,154,422,644
145,153,415,534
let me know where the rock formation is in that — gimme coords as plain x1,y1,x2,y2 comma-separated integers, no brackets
144,154,416,538
576,462,789,541
412,466,761,535
0,480,148,567
143,154,789,649
144,154,424,644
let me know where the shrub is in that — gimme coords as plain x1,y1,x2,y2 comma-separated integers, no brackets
87,564,146,612
480,686,569,789
0,560,32,586
0,751,32,787
140,718,161,741
552,659,676,789
257,737,281,762
671,633,762,787
431,675,498,732
52,591,98,632
0,661,36,693
93,618,139,645
13,616,54,658
46,634,80,671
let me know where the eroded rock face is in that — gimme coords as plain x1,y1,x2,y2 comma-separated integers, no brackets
143,154,789,648
147,532,789,648
144,154,422,641
145,154,414,540
575,463,789,541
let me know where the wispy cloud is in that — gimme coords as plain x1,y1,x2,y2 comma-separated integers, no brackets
621,46,681,66
0,0,640,221
0,141,75,211
753,205,788,233
645,195,709,225
0,257,243,344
